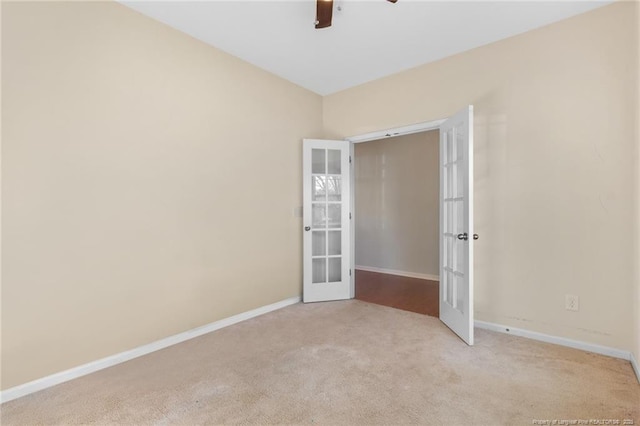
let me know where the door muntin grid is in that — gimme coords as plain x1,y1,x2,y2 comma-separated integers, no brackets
442,126,467,313
311,148,343,284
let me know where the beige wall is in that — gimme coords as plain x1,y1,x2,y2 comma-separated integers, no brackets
1,1,322,389
354,131,439,276
325,2,639,352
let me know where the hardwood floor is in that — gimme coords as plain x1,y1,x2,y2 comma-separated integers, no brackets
355,270,439,317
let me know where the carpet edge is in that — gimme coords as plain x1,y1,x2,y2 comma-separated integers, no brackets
475,319,638,384
0,295,302,404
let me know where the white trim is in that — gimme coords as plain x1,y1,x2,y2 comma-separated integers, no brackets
346,118,445,143
355,265,439,282
631,353,640,384
0,296,301,403
349,141,356,299
475,320,632,361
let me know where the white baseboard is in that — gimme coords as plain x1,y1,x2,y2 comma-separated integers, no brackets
631,353,640,384
475,320,639,383
355,265,439,282
0,296,301,404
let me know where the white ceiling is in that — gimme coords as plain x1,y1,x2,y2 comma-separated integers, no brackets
121,0,613,95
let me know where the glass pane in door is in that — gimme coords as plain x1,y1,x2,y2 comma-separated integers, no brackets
327,177,341,201
328,258,341,282
456,274,465,311
312,204,326,229
327,149,341,174
312,176,327,201
312,258,327,283
312,149,326,174
312,231,326,256
327,204,341,228
328,231,341,255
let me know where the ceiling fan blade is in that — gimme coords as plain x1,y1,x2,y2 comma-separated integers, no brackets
387,0,398,3
315,0,333,29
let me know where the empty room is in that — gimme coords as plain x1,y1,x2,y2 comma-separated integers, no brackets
2,0,639,425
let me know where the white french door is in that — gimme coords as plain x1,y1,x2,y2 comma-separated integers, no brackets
439,105,474,345
302,139,352,303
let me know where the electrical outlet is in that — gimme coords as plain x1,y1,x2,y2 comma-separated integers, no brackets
565,294,579,311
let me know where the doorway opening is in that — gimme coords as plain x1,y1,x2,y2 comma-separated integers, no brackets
303,106,474,345
351,129,440,317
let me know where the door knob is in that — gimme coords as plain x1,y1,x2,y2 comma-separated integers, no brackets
457,233,468,240
304,226,311,231
473,234,479,240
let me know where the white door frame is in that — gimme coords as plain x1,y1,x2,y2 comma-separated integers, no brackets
344,117,447,298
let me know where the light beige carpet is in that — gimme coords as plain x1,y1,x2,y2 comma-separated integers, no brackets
2,300,639,425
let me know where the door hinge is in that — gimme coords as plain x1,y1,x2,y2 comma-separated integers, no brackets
349,269,352,276
349,155,352,164
349,212,352,219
